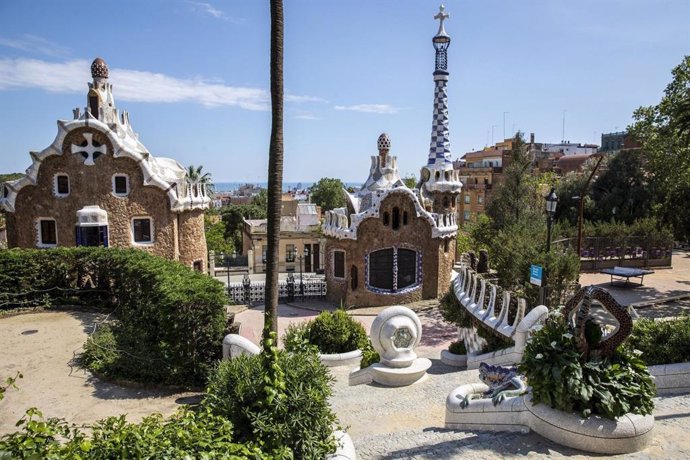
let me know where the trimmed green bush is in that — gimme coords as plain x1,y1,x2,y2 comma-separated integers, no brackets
520,312,655,419
0,406,271,459
359,341,380,368
626,317,690,365
448,340,467,355
283,310,368,354
0,248,227,387
205,347,338,459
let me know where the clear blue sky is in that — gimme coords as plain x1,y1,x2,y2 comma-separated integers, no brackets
1,1,689,182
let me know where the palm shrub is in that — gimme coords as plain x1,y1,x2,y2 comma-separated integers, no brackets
519,312,655,419
205,344,338,458
283,310,368,354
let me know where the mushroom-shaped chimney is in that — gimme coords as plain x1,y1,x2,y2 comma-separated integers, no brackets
377,132,391,158
91,58,109,79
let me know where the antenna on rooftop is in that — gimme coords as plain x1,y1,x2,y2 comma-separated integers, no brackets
562,110,567,143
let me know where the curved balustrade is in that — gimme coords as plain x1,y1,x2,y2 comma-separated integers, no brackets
453,267,529,340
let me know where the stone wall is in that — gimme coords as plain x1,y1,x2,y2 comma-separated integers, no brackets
326,192,454,307
6,126,206,263
178,209,207,270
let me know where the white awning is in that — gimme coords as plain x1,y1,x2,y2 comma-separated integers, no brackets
76,205,108,227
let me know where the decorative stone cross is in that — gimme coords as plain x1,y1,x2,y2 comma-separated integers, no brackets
434,4,450,35
71,132,106,166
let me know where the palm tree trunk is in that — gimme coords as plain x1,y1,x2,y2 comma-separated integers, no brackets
264,0,284,342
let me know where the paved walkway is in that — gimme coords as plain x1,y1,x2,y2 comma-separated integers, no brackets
579,249,690,307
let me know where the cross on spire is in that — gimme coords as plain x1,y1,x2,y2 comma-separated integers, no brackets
434,4,449,36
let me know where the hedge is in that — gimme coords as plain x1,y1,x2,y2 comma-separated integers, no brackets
0,248,227,387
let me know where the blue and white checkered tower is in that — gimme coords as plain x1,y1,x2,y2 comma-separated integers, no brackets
419,5,463,212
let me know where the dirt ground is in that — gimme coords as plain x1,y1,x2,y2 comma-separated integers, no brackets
0,311,198,435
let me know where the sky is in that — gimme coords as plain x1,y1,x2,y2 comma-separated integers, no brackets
0,1,689,183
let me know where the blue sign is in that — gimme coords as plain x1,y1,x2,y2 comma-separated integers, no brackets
530,264,543,286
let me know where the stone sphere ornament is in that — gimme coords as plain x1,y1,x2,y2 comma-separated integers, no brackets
370,305,422,368
349,305,431,387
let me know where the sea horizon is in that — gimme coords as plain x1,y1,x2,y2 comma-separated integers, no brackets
214,181,362,193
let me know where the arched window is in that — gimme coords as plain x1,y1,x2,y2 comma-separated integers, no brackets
392,207,400,230
383,212,390,226
351,265,358,290
443,196,449,208
444,239,450,253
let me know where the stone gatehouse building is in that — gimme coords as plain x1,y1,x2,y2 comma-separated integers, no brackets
0,58,210,270
322,7,463,307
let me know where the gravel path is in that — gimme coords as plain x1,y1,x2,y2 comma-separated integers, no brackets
4,309,690,458
0,311,197,435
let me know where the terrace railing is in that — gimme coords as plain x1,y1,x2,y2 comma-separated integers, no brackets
554,236,673,271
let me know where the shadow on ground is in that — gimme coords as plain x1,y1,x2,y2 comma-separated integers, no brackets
378,429,598,459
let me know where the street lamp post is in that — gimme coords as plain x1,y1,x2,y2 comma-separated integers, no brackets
545,188,557,253
542,188,558,305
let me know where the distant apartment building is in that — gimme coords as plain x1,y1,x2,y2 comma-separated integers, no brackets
242,201,323,274
600,131,640,153
453,141,512,225
541,142,598,156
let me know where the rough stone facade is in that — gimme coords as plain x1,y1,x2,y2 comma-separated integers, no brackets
1,58,209,271
326,193,455,307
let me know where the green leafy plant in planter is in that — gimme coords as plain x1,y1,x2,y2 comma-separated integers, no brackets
519,312,655,419
283,309,368,354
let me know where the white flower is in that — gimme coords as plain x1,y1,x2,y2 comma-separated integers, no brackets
563,333,573,340
535,353,543,359
550,341,557,347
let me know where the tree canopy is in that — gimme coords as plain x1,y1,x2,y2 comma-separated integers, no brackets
403,174,417,189
309,177,346,211
629,55,690,240
485,132,542,229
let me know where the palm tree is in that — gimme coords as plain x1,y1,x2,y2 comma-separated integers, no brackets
186,164,215,197
263,0,284,341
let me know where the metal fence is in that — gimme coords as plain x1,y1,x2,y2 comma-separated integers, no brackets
227,276,327,305
554,236,673,271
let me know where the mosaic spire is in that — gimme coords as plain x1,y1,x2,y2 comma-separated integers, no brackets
427,4,452,166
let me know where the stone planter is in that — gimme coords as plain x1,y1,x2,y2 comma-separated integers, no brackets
319,349,362,368
446,384,654,454
649,362,690,395
525,396,654,455
326,430,357,460
440,349,467,367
